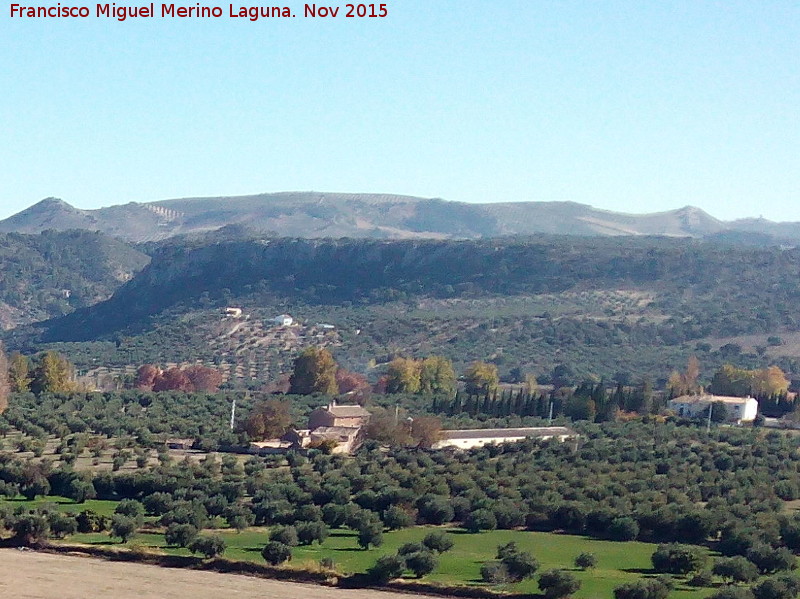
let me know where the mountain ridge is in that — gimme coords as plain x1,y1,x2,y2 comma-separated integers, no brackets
3,193,791,242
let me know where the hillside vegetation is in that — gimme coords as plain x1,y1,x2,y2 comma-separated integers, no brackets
7,235,800,385
0,230,149,329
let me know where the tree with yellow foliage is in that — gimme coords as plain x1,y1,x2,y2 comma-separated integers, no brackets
464,361,499,396
289,347,339,395
709,364,789,397
386,357,422,394
8,352,31,393
419,356,456,396
31,351,75,395
667,356,702,396
751,366,790,396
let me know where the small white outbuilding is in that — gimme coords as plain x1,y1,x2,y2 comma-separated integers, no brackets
273,314,293,326
668,394,759,423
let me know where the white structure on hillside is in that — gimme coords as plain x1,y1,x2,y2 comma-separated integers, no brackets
273,314,293,326
668,394,759,423
432,426,578,450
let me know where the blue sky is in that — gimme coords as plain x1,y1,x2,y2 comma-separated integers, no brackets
1,1,798,221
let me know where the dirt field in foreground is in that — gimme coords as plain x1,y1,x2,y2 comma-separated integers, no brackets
0,549,441,599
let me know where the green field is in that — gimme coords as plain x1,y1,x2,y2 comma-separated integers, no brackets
2,495,720,597
2,495,121,517
61,525,715,598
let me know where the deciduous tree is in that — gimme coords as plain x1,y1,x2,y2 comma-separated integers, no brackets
538,569,581,599
419,356,456,396
153,367,191,392
184,365,223,392
289,347,338,395
134,364,161,390
8,351,31,394
244,399,292,441
31,351,74,394
464,362,499,396
386,357,421,394
410,416,443,449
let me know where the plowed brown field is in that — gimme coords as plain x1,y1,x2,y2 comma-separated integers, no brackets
0,549,441,599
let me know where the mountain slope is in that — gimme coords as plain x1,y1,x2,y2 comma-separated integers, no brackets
22,235,800,387
0,230,149,329
1,193,739,242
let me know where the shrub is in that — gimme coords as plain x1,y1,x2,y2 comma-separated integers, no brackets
608,517,639,541
614,579,672,599
368,554,405,582
713,556,760,583
188,534,226,558
651,543,708,575
164,523,198,548
319,557,336,570
538,569,581,599
397,542,426,556
423,531,454,553
261,541,292,565
405,550,438,578
688,571,714,588
269,525,299,547
465,508,497,533
480,562,509,584
357,522,383,550
110,514,137,543
383,505,414,530
709,587,755,599
574,552,598,570
297,521,329,545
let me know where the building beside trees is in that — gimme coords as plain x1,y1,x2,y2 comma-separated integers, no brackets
432,426,578,450
668,394,758,423
308,401,371,429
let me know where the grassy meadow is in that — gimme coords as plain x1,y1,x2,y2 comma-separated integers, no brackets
0,494,718,599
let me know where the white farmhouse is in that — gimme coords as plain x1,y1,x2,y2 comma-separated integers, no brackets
432,426,578,450
668,394,759,423
273,314,293,326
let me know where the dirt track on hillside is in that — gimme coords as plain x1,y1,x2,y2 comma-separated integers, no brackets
0,549,441,599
